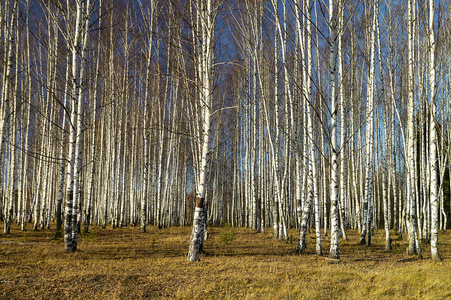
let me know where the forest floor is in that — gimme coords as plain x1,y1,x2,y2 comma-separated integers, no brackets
1,224,450,299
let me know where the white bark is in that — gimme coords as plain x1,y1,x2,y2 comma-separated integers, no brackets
140,0,155,232
0,0,18,164
364,0,378,247
64,0,91,252
337,0,347,241
84,0,102,233
406,0,420,256
428,0,441,262
329,0,340,260
188,0,215,262
64,0,83,252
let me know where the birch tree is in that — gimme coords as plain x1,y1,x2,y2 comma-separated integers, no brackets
406,0,421,257
187,0,217,262
428,0,442,262
361,0,377,247
64,0,92,252
329,0,340,260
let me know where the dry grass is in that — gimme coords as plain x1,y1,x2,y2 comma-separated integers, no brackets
1,224,450,299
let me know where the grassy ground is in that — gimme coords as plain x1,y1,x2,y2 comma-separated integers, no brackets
1,224,450,299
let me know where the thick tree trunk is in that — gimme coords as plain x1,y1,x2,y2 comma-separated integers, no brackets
188,0,215,262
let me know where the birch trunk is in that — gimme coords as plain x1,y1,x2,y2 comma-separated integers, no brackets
188,0,215,262
84,0,102,232
365,0,378,247
428,0,442,262
337,0,347,241
406,0,420,256
64,0,90,252
141,0,155,232
329,0,340,260
64,0,83,252
0,0,18,166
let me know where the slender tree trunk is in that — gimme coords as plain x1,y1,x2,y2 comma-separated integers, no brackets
329,0,340,260
428,0,442,262
337,0,347,241
406,0,421,257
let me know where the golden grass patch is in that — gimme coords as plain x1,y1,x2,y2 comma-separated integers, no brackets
1,224,450,299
